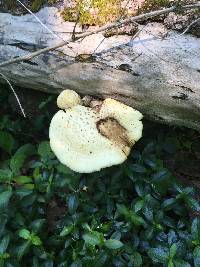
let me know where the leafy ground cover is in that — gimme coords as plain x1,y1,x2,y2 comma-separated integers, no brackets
0,85,200,267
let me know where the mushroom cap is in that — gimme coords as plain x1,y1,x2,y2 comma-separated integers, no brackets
57,89,81,109
49,97,143,173
99,98,143,143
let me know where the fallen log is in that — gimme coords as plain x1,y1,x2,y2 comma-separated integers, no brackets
0,7,200,130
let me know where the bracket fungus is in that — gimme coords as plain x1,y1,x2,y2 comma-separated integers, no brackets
49,90,143,173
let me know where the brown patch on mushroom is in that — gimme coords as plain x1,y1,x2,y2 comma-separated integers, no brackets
96,117,133,156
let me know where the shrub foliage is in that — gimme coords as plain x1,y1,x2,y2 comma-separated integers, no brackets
0,87,200,267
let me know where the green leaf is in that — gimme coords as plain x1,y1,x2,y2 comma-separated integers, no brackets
134,199,145,212
82,223,91,231
60,225,74,237
38,96,53,109
104,239,123,249
0,190,12,209
0,215,7,237
174,259,191,267
0,252,9,260
19,229,31,240
0,131,14,154
30,219,46,233
132,252,142,267
152,170,169,182
15,188,33,198
68,195,78,215
70,260,82,267
0,169,12,183
185,196,200,211
116,204,129,217
169,244,177,258
130,213,146,226
192,218,200,242
168,259,174,267
32,256,40,267
23,183,34,190
193,246,200,267
14,176,32,185
148,247,168,263
0,235,10,254
117,204,145,226
83,231,104,246
16,240,31,261
56,164,74,175
93,251,108,267
130,164,147,173
31,235,42,246
38,141,54,159
10,144,36,175
135,183,145,197
162,198,177,210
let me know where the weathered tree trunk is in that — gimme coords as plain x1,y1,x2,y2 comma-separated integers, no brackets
0,7,200,130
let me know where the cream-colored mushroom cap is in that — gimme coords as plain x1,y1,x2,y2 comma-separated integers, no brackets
99,98,143,144
49,96,143,173
57,89,81,109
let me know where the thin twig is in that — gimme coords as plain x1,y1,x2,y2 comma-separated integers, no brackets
16,0,64,41
16,0,76,57
0,2,199,68
181,17,200,35
91,0,131,54
71,12,80,41
130,23,147,40
92,37,106,54
0,73,26,118
92,0,132,54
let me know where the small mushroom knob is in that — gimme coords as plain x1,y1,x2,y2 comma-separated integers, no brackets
57,90,81,109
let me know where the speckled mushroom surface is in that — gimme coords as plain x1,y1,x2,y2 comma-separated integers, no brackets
49,90,143,173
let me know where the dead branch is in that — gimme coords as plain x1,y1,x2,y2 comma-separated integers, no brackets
181,17,200,34
0,2,199,68
0,73,26,117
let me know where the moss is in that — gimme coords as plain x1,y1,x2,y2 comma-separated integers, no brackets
139,0,172,12
31,0,46,12
48,0,59,4
79,0,122,25
61,7,78,22
61,0,122,25
60,0,172,26
4,0,16,10
60,0,200,26
1,0,46,14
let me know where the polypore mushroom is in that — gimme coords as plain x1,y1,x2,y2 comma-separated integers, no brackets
57,89,81,109
49,90,143,173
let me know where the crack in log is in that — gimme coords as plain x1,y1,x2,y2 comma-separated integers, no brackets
174,84,194,93
117,63,140,76
94,61,141,77
172,93,189,100
7,42,46,52
102,92,140,102
21,60,38,66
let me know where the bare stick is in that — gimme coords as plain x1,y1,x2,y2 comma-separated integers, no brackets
131,23,147,40
0,2,199,68
16,0,65,42
181,17,200,34
16,0,76,57
0,73,26,118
